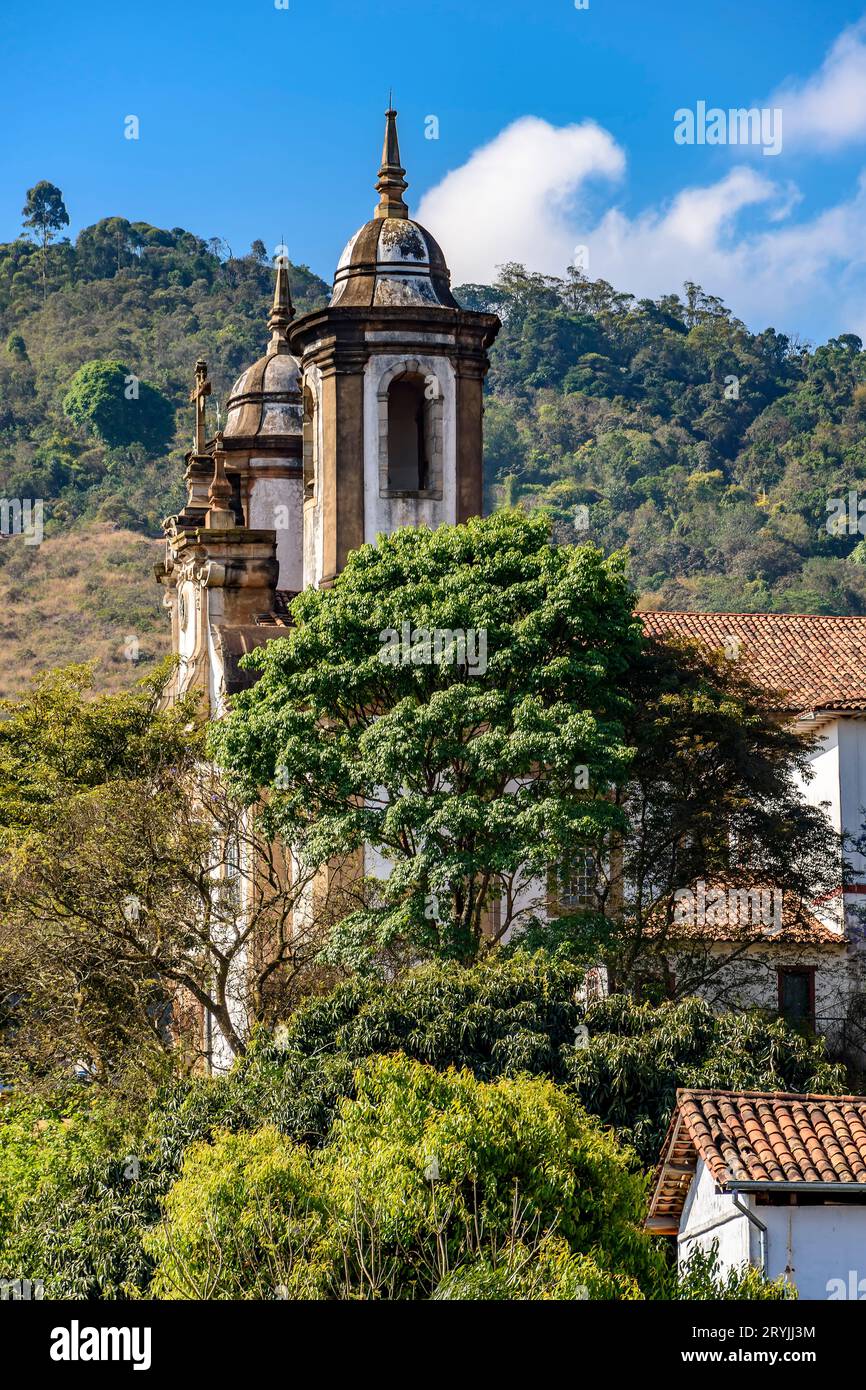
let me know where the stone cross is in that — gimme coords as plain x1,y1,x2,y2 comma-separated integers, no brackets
190,359,212,455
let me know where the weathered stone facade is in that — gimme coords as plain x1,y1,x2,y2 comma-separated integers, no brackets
158,107,500,710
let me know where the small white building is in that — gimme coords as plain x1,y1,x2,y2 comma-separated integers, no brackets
647,1088,866,1298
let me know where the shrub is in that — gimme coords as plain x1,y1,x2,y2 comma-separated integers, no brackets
146,1055,660,1300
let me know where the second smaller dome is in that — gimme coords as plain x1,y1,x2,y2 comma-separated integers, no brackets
223,261,303,444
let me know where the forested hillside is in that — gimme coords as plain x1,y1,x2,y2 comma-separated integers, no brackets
0,188,330,694
3,182,866,693
473,265,866,615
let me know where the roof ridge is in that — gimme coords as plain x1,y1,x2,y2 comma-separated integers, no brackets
641,610,866,622
676,1087,866,1103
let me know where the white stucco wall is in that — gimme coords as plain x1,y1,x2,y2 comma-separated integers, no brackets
837,718,866,859
679,1160,752,1270
793,720,841,834
691,945,851,1051
762,1202,866,1299
679,1160,866,1299
248,471,303,593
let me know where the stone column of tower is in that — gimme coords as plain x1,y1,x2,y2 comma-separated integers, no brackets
221,259,305,594
289,107,501,590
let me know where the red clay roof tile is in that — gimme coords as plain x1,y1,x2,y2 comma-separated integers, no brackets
640,611,866,713
648,1089,866,1229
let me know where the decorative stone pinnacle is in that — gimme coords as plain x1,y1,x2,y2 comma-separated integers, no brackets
205,433,236,529
374,107,409,220
190,358,212,455
268,257,294,354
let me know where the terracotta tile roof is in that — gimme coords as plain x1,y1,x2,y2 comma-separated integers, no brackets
640,610,866,713
647,886,844,946
647,1089,866,1231
272,590,298,623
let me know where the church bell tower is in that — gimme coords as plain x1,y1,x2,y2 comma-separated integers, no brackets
289,108,500,588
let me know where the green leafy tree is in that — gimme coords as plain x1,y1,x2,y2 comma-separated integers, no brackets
21,180,69,299
0,1085,160,1299
211,510,641,969
0,664,325,1081
0,664,202,1081
62,359,175,452
5,332,28,362
212,510,842,984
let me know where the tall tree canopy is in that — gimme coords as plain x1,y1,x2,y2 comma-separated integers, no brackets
62,359,175,452
21,180,69,298
211,511,841,976
212,510,641,967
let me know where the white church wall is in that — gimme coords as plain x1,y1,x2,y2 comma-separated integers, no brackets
790,719,845,933
793,719,841,833
302,365,324,589
837,721,866,951
837,718,866,857
248,470,303,593
207,619,228,720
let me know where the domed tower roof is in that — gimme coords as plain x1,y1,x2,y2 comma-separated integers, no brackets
224,262,303,442
331,108,458,310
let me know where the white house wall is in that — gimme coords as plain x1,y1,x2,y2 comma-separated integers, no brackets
679,1159,752,1269
793,720,841,834
762,1202,866,1299
691,945,850,1051
680,1160,866,1298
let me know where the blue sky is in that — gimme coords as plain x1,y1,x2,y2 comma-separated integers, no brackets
4,0,866,342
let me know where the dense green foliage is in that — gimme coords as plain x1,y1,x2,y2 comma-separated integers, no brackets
0,661,198,838
211,510,841,975
0,664,204,1083
0,1085,188,1300
62,359,174,452
0,953,838,1298
0,196,329,536
211,510,640,967
466,264,866,613
146,1056,659,1300
169,954,839,1168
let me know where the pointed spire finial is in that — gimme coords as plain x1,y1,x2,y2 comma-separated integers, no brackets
268,251,294,354
205,432,236,529
375,105,409,220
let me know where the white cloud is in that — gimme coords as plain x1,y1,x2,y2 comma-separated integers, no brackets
772,18,866,150
589,169,866,339
415,116,624,285
415,109,866,342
